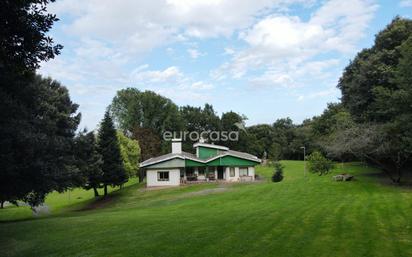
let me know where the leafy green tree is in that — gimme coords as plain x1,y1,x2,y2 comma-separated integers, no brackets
329,17,412,182
110,88,183,157
326,123,410,183
338,17,412,123
0,0,62,71
0,75,80,208
179,104,222,150
117,131,141,178
74,130,103,197
98,111,127,196
307,151,334,176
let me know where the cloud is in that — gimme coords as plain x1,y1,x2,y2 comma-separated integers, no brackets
187,48,205,59
400,0,412,7
213,0,378,80
129,66,214,102
131,66,184,83
297,87,339,101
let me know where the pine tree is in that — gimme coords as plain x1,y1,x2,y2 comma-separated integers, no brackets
74,130,103,197
97,111,127,196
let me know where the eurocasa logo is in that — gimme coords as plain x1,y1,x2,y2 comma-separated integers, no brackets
163,122,247,142
163,130,239,142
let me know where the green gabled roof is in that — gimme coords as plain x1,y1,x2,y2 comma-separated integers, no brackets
140,144,261,169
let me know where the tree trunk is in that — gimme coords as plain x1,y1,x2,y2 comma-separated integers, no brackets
104,185,108,196
93,187,99,197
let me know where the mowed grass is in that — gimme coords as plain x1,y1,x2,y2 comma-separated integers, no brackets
1,161,412,257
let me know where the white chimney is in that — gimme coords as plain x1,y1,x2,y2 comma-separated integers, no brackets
171,138,182,154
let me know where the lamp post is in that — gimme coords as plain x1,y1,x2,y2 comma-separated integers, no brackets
300,146,306,177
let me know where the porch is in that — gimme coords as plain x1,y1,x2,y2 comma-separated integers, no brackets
179,166,255,184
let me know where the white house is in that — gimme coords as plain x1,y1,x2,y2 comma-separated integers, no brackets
140,139,261,187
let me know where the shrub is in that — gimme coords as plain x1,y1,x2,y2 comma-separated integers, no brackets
272,162,284,182
306,151,335,176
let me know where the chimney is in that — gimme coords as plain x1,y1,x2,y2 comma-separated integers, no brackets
171,138,182,154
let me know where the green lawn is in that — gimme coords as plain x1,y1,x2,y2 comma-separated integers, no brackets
1,161,412,257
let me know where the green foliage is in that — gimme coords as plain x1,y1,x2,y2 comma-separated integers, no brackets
117,131,140,177
74,130,103,197
271,162,284,182
338,17,412,123
0,75,81,207
110,88,183,158
329,17,412,182
307,151,334,176
98,111,127,195
0,0,62,71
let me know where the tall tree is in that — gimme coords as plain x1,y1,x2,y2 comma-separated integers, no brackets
98,111,127,196
0,0,73,208
329,17,412,182
0,75,80,207
74,130,103,197
110,88,183,156
338,17,412,123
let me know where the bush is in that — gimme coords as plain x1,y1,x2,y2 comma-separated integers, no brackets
272,162,284,182
306,151,334,175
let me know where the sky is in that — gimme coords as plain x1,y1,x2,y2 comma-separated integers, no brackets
39,0,412,130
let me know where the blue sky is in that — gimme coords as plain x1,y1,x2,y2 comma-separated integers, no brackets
40,0,412,130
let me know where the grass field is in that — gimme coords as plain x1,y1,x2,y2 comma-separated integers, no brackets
1,161,412,257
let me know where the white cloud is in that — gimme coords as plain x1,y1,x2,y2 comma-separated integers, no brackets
129,66,214,102
214,0,378,80
297,87,339,101
131,66,184,83
400,0,412,7
187,48,205,59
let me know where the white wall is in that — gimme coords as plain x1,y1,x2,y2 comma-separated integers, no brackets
146,169,180,187
225,167,255,182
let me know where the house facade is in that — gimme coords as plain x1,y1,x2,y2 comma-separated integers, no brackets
140,139,261,187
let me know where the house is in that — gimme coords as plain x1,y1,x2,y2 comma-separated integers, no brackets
140,139,261,187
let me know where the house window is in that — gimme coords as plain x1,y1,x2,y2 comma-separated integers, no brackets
239,167,248,176
230,167,235,177
157,171,169,181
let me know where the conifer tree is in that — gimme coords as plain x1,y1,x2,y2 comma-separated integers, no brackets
98,111,127,196
74,130,103,197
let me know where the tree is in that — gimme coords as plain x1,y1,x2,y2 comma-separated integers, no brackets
326,123,410,183
330,17,412,182
110,88,183,156
74,130,103,197
0,0,62,71
180,104,221,150
117,131,140,178
98,111,127,196
306,151,334,176
0,75,81,208
338,17,412,123
132,127,162,162
272,162,284,182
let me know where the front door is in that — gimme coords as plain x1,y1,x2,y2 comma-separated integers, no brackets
217,166,224,180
